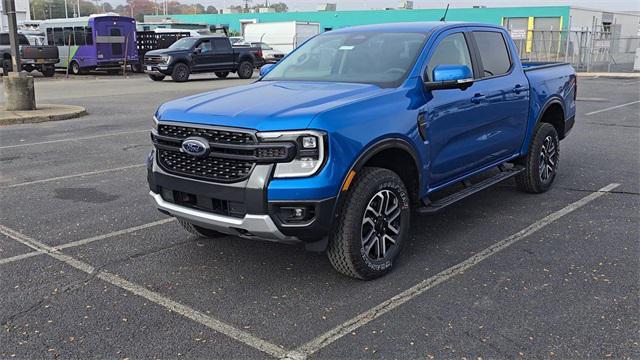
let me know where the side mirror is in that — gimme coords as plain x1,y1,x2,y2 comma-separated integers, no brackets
193,47,202,54
259,63,275,77
424,64,474,91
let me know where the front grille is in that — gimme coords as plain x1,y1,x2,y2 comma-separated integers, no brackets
158,148,254,182
158,124,255,145
144,56,165,65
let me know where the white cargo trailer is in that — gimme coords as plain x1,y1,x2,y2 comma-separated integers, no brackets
242,21,320,54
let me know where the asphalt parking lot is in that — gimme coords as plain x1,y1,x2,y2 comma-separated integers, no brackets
0,74,638,359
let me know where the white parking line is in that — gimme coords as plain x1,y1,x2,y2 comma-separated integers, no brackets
585,100,640,116
0,129,148,149
0,223,287,358
0,218,175,266
2,164,145,188
285,183,621,359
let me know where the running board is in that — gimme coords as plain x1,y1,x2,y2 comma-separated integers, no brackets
417,167,524,214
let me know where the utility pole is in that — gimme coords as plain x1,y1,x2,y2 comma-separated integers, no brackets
77,0,81,17
64,0,69,18
2,0,36,111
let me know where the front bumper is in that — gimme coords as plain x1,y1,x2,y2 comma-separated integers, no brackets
147,150,335,244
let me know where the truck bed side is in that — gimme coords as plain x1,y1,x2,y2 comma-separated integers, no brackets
520,62,577,154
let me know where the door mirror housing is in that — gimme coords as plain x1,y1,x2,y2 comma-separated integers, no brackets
259,63,275,77
193,47,202,54
424,64,474,91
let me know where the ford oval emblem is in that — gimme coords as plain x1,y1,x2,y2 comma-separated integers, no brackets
181,137,210,157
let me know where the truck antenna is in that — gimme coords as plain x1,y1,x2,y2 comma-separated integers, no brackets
440,4,450,21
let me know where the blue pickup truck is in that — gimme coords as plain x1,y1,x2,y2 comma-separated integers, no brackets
148,22,576,279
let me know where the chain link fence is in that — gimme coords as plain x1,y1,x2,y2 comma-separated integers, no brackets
511,30,640,72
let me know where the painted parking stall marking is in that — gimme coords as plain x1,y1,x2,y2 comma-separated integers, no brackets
1,163,145,188
585,100,640,116
285,183,621,359
0,223,288,359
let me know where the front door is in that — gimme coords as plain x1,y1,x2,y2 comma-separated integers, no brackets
422,30,488,186
192,39,215,71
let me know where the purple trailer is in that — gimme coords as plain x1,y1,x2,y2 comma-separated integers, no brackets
41,14,138,74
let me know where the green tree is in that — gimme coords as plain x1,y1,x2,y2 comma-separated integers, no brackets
205,5,218,14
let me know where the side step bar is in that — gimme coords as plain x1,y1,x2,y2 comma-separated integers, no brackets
417,167,524,214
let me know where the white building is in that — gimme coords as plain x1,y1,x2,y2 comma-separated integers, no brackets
0,0,31,32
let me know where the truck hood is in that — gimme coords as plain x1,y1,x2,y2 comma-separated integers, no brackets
145,48,185,57
156,81,387,131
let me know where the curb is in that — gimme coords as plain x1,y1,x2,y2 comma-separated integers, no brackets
0,104,87,125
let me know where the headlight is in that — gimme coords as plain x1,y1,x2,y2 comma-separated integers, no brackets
152,115,158,130
160,55,171,64
257,130,326,178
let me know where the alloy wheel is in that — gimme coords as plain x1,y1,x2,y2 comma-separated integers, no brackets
539,135,558,182
361,190,402,261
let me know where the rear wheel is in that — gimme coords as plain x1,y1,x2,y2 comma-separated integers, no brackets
130,63,143,73
515,122,560,193
148,74,165,81
171,62,190,82
215,71,229,78
69,61,84,75
327,167,411,280
42,65,56,77
237,61,253,79
2,59,13,74
177,218,226,238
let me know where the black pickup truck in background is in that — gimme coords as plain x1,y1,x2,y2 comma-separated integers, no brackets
0,32,59,77
143,35,265,82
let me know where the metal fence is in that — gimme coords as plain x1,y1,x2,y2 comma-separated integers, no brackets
511,29,640,72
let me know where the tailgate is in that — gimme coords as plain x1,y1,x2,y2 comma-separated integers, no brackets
21,46,59,60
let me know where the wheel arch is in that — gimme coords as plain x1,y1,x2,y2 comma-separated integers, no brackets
336,138,422,212
537,98,566,139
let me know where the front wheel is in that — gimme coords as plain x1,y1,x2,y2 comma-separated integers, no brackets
148,74,165,81
327,167,411,280
515,122,560,193
237,61,254,79
171,62,190,82
2,59,13,74
69,61,85,75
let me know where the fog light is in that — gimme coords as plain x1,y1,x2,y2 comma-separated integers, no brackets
276,205,315,224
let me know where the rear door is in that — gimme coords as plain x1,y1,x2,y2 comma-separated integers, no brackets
211,38,235,70
467,28,530,162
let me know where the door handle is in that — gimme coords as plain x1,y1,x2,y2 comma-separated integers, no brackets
471,93,486,104
513,84,524,94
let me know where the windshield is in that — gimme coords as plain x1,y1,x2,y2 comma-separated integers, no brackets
262,32,428,87
168,37,199,50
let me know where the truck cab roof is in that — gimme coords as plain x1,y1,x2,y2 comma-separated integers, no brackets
329,21,505,34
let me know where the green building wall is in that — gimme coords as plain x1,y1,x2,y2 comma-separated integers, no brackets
160,6,570,33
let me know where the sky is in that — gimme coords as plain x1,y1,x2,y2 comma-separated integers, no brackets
120,0,640,12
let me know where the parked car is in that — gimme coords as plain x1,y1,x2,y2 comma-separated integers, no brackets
147,22,576,279
143,35,265,82
0,32,58,77
250,42,284,63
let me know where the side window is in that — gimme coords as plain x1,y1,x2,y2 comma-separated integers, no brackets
197,39,212,52
18,35,30,45
53,28,64,46
0,34,8,46
85,27,93,45
46,28,54,45
74,27,86,46
213,38,231,51
473,31,512,77
63,27,74,45
426,33,473,80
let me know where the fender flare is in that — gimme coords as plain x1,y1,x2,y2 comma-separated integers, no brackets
334,137,423,213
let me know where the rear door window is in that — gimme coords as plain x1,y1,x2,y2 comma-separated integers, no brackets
473,31,512,77
426,32,473,81
212,38,231,52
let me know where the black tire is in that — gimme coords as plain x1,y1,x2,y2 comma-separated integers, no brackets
2,59,13,74
177,218,225,238
42,66,56,77
130,63,143,73
171,62,190,82
327,167,411,280
69,61,84,75
237,61,253,79
148,74,165,81
515,122,560,193
215,71,229,78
